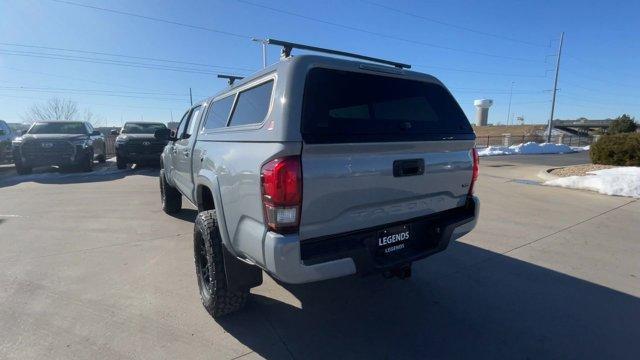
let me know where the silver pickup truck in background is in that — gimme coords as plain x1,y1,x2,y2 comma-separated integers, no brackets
155,40,480,318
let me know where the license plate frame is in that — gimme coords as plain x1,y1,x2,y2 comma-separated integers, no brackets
376,224,411,256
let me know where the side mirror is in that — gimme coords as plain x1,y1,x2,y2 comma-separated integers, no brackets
110,129,119,136
154,128,172,141
91,130,101,136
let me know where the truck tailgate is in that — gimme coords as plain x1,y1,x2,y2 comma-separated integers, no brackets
299,140,474,240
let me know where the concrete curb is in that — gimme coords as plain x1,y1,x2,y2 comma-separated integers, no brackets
537,168,561,182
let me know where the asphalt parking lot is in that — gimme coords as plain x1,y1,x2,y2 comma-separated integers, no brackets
1,154,638,359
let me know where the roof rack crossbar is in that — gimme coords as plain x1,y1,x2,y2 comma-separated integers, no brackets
217,74,244,86
266,38,411,69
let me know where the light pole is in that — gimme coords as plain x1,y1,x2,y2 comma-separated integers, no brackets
252,38,268,68
547,32,564,142
506,81,514,126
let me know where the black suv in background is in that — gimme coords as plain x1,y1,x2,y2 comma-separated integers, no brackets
114,122,168,169
12,121,106,175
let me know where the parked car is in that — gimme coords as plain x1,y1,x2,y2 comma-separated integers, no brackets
113,122,169,169
155,42,480,318
0,120,15,164
12,121,106,175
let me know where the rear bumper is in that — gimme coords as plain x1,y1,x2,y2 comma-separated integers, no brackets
263,196,479,284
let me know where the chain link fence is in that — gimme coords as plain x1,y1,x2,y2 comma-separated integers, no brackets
476,134,594,148
105,135,117,157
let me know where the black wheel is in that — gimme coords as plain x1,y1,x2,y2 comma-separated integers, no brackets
116,156,127,169
97,154,106,163
15,161,32,175
159,169,181,214
194,210,249,318
81,151,94,172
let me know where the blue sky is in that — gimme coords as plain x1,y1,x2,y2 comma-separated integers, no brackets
1,0,638,126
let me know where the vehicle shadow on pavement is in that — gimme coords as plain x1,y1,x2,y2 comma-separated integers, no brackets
0,161,158,188
217,241,640,359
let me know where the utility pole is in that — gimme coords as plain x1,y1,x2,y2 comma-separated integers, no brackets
189,88,193,106
252,38,268,68
506,81,514,126
547,32,564,142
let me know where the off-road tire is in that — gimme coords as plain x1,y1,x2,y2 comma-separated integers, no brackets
159,169,181,214
81,151,94,172
116,156,127,169
194,210,248,318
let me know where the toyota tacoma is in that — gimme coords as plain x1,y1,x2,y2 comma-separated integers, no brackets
155,40,480,318
114,122,168,169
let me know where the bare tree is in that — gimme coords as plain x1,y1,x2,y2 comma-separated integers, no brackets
23,98,79,122
82,108,95,124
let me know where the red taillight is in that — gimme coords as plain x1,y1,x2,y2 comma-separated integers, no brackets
468,148,480,195
469,148,479,196
261,156,302,233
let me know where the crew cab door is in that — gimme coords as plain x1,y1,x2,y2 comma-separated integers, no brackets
166,110,189,181
173,105,203,199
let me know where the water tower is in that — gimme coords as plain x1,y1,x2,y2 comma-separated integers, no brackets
474,99,493,126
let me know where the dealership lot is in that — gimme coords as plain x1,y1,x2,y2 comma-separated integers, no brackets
0,154,638,359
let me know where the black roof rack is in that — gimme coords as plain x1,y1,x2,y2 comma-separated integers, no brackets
266,38,411,69
217,74,244,85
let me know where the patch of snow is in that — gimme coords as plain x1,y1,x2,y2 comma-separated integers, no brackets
477,142,584,157
571,145,590,151
544,167,640,198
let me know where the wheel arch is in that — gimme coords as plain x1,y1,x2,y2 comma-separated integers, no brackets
194,172,236,255
194,172,263,288
196,182,215,212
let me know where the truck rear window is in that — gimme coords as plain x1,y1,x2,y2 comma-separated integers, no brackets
301,68,474,143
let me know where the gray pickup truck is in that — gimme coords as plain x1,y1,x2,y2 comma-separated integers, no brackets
156,40,479,318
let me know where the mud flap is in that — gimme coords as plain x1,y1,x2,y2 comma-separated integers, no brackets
222,245,263,291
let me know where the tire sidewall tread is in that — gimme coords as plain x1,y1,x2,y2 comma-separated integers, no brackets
194,210,248,318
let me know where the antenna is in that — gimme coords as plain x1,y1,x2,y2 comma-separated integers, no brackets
265,38,411,69
217,74,244,86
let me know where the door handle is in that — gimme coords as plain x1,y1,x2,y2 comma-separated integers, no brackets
184,151,190,158
393,159,425,177
171,147,177,155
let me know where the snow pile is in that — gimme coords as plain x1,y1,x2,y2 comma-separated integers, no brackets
544,167,640,198
477,142,579,156
571,145,590,151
